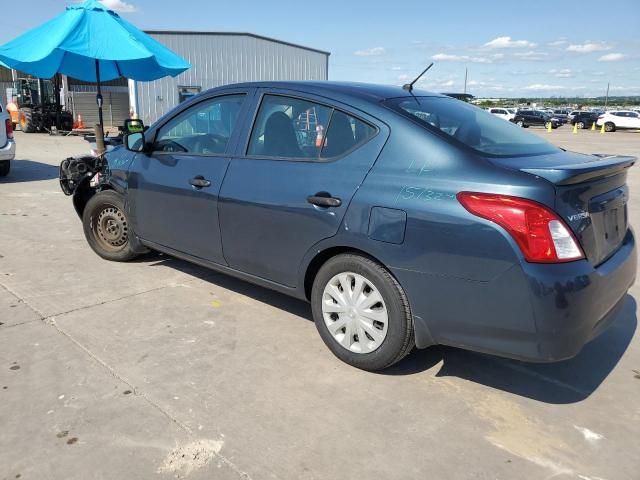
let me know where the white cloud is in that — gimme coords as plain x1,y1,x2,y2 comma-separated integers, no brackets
483,36,537,49
353,47,386,57
432,53,497,64
513,51,548,60
548,39,568,46
524,84,564,91
598,53,625,62
566,42,611,53
99,0,137,11
549,68,574,78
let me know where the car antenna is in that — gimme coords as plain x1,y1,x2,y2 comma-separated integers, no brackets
403,63,434,92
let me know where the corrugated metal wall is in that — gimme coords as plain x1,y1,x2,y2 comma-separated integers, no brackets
67,91,130,128
136,33,329,124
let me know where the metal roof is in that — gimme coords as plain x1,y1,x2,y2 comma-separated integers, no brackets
144,30,331,56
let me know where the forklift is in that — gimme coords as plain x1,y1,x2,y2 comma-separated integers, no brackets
7,74,73,133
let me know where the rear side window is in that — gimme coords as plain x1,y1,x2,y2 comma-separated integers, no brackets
247,94,375,160
321,110,376,159
386,96,559,157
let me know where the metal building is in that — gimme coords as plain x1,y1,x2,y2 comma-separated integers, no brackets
134,31,330,124
1,31,329,128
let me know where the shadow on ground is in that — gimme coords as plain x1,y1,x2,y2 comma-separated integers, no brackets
147,253,636,405
385,295,637,404
0,159,60,183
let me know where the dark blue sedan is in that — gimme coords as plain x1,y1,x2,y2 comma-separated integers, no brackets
60,82,637,371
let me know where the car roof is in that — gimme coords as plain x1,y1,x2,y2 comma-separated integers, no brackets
212,81,446,102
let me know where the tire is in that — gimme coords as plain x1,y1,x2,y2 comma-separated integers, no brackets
82,190,140,262
604,122,615,132
577,121,585,129
311,254,414,371
516,120,524,127
545,122,552,130
19,108,36,133
0,160,9,177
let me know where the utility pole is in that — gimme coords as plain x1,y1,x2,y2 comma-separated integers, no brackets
463,68,468,95
604,82,610,108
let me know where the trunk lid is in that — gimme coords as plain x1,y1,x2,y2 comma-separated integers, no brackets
490,151,636,266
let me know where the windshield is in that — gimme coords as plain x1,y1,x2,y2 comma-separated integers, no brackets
386,97,560,157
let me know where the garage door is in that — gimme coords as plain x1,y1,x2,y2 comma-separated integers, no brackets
68,91,130,128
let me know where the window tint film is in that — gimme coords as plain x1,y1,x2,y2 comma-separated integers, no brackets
154,94,245,155
248,95,332,159
321,111,376,158
386,97,559,157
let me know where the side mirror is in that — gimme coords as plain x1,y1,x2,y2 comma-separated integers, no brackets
124,118,145,134
125,132,146,153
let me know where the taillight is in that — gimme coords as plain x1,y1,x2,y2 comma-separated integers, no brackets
457,192,584,263
5,119,13,139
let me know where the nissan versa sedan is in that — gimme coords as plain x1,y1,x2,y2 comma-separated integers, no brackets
59,82,637,371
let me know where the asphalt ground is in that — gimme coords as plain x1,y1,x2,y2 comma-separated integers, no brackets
1,126,639,480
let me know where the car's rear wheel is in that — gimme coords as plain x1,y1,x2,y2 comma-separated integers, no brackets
604,122,615,132
82,190,140,262
577,121,585,129
516,120,524,127
311,254,414,371
545,121,552,129
0,160,9,177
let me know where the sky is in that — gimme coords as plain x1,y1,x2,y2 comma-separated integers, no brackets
2,0,639,98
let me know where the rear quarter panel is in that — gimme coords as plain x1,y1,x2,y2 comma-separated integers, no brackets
300,114,558,348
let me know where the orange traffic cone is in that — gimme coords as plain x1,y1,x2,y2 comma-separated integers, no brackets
315,125,324,147
73,114,85,129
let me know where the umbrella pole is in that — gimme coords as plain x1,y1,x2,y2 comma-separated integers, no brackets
95,59,106,156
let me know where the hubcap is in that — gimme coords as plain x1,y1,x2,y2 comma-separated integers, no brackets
95,206,128,249
321,272,389,354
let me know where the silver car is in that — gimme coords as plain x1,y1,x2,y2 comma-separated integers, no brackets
0,102,16,176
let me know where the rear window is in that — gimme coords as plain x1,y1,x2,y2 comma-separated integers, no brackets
386,97,559,157
247,94,376,160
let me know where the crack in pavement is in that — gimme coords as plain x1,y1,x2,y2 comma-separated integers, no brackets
0,281,253,479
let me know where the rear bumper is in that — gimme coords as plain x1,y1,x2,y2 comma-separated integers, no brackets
397,228,636,362
0,140,16,161
521,228,636,361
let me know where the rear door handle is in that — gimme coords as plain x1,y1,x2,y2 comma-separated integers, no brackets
307,192,342,208
190,175,211,188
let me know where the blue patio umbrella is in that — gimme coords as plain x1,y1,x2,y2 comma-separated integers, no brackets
0,0,190,136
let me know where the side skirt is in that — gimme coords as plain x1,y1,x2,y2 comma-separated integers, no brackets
139,239,306,301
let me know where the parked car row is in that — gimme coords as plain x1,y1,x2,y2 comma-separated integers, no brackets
487,106,640,132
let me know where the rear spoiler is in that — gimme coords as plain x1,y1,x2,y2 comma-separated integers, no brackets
520,155,636,185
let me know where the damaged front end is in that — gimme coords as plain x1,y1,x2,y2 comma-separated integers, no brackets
59,155,104,196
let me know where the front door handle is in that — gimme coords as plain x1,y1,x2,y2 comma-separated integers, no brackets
190,175,211,188
307,192,342,208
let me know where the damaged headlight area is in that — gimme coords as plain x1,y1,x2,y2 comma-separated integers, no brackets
59,155,103,196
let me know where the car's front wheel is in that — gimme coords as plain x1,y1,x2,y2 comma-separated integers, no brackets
577,121,585,129
311,254,414,371
516,120,525,127
604,122,616,132
82,190,141,262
